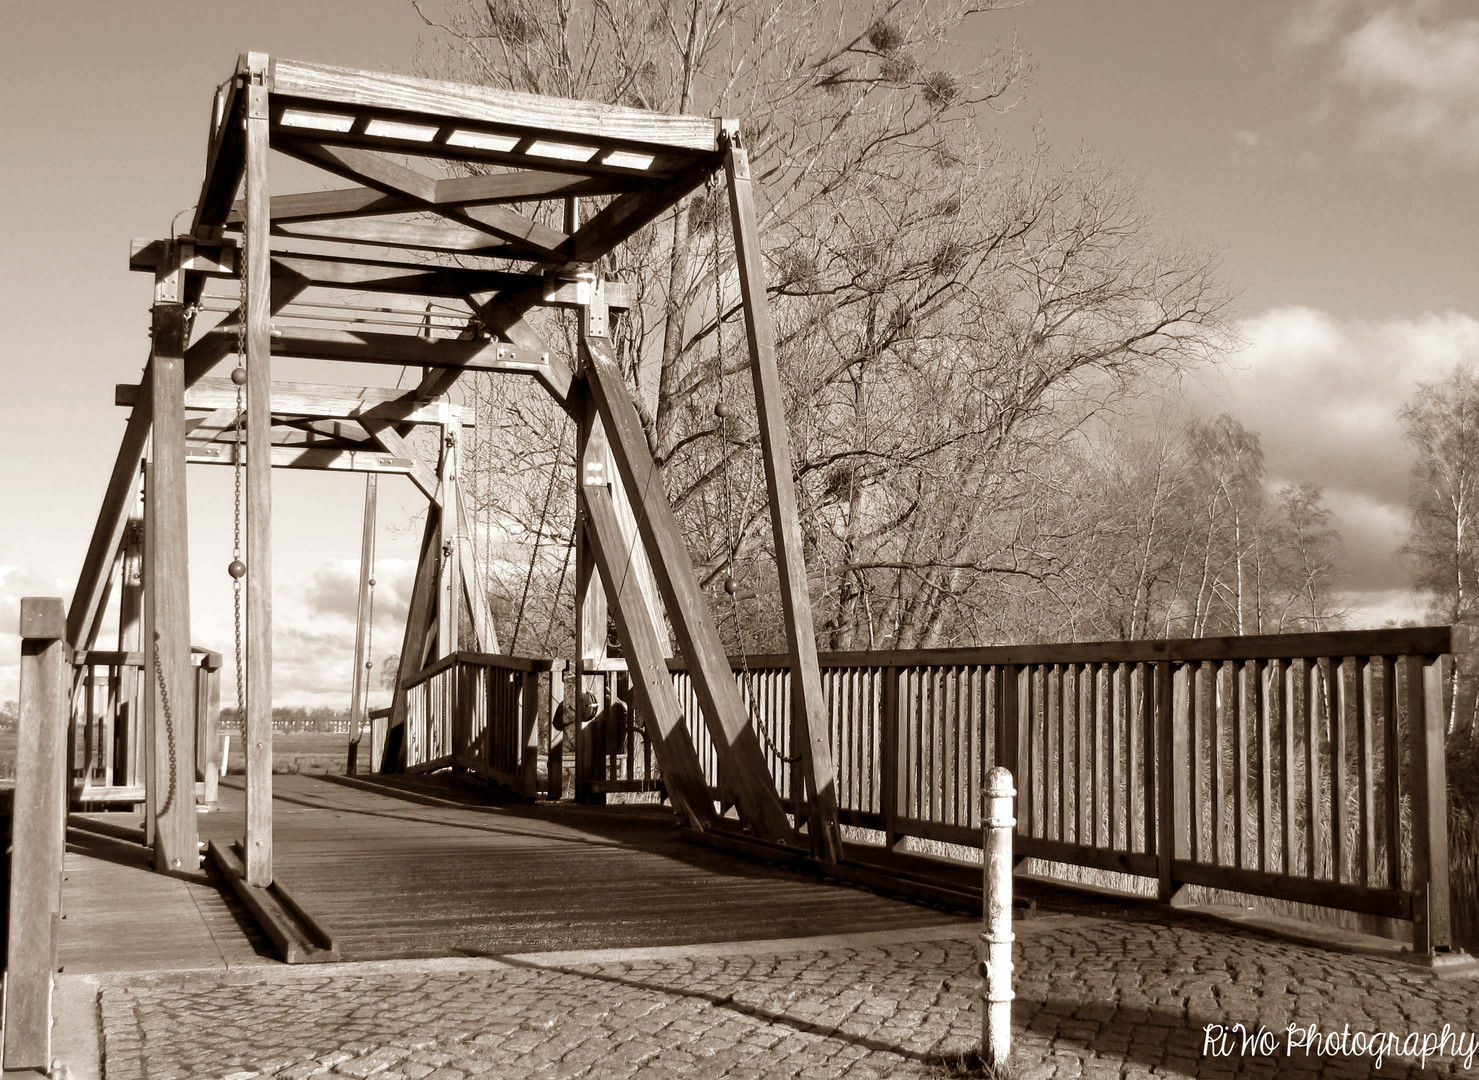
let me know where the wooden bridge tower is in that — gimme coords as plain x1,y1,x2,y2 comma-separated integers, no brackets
71,54,845,893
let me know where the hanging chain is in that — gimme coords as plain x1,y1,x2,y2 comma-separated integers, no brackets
231,216,248,725
707,175,798,766
151,642,179,817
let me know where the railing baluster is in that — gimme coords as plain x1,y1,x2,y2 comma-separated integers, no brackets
1139,663,1154,854
1331,656,1348,885
1356,656,1374,888
1254,659,1270,875
1412,654,1453,952
1108,664,1120,851
1302,657,1319,879
1382,656,1401,891
1231,661,1244,870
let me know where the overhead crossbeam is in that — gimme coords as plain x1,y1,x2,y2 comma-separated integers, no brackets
115,376,475,427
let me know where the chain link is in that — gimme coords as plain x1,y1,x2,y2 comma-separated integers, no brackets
151,642,179,816
233,209,248,725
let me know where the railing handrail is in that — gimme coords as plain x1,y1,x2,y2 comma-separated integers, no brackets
455,650,554,672
73,643,221,670
660,625,1456,671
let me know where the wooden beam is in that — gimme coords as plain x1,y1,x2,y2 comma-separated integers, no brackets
146,295,198,872
349,475,377,755
117,497,144,791
225,170,633,226
469,290,574,406
185,443,419,475
68,404,149,651
270,57,720,153
117,376,473,427
4,598,68,1072
189,53,250,236
278,141,570,261
130,238,238,275
565,163,711,264
456,491,498,653
359,421,441,506
273,215,513,255
580,330,793,843
581,481,716,829
574,402,611,804
262,253,631,307
199,325,551,377
243,60,274,888
724,136,841,862
388,509,442,766
183,263,311,376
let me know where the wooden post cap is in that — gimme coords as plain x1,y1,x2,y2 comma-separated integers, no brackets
19,597,65,640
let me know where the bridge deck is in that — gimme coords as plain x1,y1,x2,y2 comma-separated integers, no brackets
63,775,966,970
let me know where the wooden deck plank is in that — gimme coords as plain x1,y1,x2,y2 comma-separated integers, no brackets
61,776,964,971
198,775,963,961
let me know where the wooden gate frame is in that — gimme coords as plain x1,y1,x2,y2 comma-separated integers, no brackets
70,53,845,889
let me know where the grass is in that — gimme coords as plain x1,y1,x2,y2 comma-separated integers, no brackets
221,730,350,776
922,1050,1019,1079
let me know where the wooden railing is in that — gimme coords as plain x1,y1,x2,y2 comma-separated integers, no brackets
68,646,222,806
664,627,1456,953
400,651,560,797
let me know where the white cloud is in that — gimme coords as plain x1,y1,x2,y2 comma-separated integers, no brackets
1290,0,1479,164
1232,129,1263,149
1193,306,1479,595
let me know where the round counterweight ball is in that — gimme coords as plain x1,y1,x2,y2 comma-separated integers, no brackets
714,401,733,419
723,576,741,595
230,366,248,386
228,559,247,580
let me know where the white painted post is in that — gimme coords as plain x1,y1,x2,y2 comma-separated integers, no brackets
981,766,1015,1069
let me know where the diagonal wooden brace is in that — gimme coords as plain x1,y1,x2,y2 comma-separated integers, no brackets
579,331,793,844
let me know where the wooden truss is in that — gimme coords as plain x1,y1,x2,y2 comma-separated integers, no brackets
72,53,844,888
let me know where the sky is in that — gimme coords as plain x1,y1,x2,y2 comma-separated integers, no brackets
1,0,1474,706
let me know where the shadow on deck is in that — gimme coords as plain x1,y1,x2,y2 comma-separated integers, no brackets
63,774,972,970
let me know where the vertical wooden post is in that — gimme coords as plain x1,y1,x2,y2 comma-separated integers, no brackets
520,667,540,797
546,660,566,799
4,598,68,1073
1155,661,1180,902
722,127,842,862
243,54,274,887
142,459,157,846
439,413,460,733
117,489,144,791
881,665,901,849
147,262,197,872
348,474,378,771
201,654,222,806
574,398,610,805
1408,654,1453,954
998,665,1023,832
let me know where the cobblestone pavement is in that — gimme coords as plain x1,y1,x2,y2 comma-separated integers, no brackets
94,905,1479,1080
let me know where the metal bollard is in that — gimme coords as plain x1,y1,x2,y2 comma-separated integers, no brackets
981,766,1015,1069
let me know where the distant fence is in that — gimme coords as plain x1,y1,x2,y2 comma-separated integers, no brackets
660,627,1455,953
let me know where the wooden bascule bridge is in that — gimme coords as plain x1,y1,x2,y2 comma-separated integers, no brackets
0,54,1461,1074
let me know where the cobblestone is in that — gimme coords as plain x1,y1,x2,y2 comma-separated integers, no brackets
95,906,1479,1079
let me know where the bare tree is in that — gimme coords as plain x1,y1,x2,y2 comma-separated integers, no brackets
412,0,1232,654
1401,362,1479,736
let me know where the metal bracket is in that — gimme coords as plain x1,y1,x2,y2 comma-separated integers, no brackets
582,457,607,488
546,267,598,307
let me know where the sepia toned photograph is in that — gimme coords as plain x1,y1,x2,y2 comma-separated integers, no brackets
1,1,1476,1077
